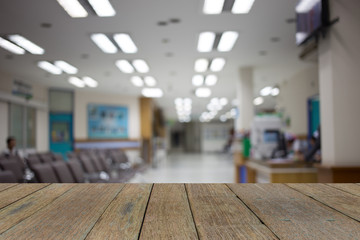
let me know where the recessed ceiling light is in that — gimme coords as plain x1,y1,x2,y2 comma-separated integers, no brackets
195,88,211,98
91,33,118,54
82,76,98,88
68,76,85,88
203,0,225,14
220,97,228,106
232,0,255,14
194,59,209,72
271,87,280,96
205,75,217,86
113,34,138,54
210,58,226,72
133,59,149,73
131,76,144,87
88,0,116,17
144,76,157,87
56,0,88,18
217,31,238,52
115,60,134,73
8,35,44,55
260,86,272,96
38,61,62,75
142,88,163,98
0,37,25,55
253,97,264,106
197,32,216,52
192,75,204,86
54,61,78,74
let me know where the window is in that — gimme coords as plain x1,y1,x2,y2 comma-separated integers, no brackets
9,103,36,149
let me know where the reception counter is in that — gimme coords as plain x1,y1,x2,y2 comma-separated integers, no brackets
0,183,359,239
245,159,318,183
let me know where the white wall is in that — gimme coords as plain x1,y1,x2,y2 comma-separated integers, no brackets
74,91,140,139
277,66,319,135
201,122,233,152
319,0,360,166
0,102,8,151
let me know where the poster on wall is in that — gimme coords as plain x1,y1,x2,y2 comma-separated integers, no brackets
87,104,128,139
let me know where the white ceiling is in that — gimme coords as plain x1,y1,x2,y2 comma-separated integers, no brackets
0,0,314,119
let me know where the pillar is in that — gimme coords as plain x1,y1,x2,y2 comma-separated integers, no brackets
318,0,360,166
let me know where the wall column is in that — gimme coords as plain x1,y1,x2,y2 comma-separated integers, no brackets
235,67,254,131
140,97,153,163
318,0,360,167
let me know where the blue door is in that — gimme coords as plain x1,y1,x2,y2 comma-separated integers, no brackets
49,114,73,159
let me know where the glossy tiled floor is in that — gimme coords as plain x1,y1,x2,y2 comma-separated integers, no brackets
130,152,234,183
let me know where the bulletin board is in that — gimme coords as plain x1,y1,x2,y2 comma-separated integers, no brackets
87,104,128,139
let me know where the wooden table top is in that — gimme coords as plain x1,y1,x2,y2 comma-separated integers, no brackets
0,183,359,239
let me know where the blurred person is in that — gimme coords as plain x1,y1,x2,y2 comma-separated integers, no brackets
2,136,23,159
305,127,321,162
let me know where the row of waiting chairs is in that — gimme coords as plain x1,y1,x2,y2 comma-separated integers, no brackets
0,149,147,183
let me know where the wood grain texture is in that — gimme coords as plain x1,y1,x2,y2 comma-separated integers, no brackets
328,183,360,197
287,183,360,222
186,184,277,240
0,184,17,193
0,184,49,209
0,184,74,234
139,184,198,240
85,184,152,240
0,184,124,240
228,184,360,240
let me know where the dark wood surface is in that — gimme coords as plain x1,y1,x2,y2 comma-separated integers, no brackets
0,184,359,239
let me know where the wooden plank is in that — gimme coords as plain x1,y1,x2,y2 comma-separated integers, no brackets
287,183,360,222
228,184,360,239
139,184,198,240
85,184,152,240
0,184,124,239
0,184,49,209
186,184,277,239
0,184,17,193
0,184,74,234
327,184,360,197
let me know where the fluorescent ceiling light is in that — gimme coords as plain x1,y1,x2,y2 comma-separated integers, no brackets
195,88,211,98
205,75,217,86
260,86,272,96
142,88,163,98
144,76,157,87
232,0,255,14
8,35,44,55
271,87,280,96
197,32,216,52
194,59,209,72
54,61,78,74
296,0,320,13
68,77,85,88
133,59,149,73
113,34,138,54
184,98,192,105
37,61,62,75
56,0,88,18
253,97,264,106
0,37,25,55
192,75,204,86
218,31,238,52
88,0,116,17
210,58,226,72
203,0,225,14
91,34,118,54
115,60,134,73
131,76,144,87
83,76,98,88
